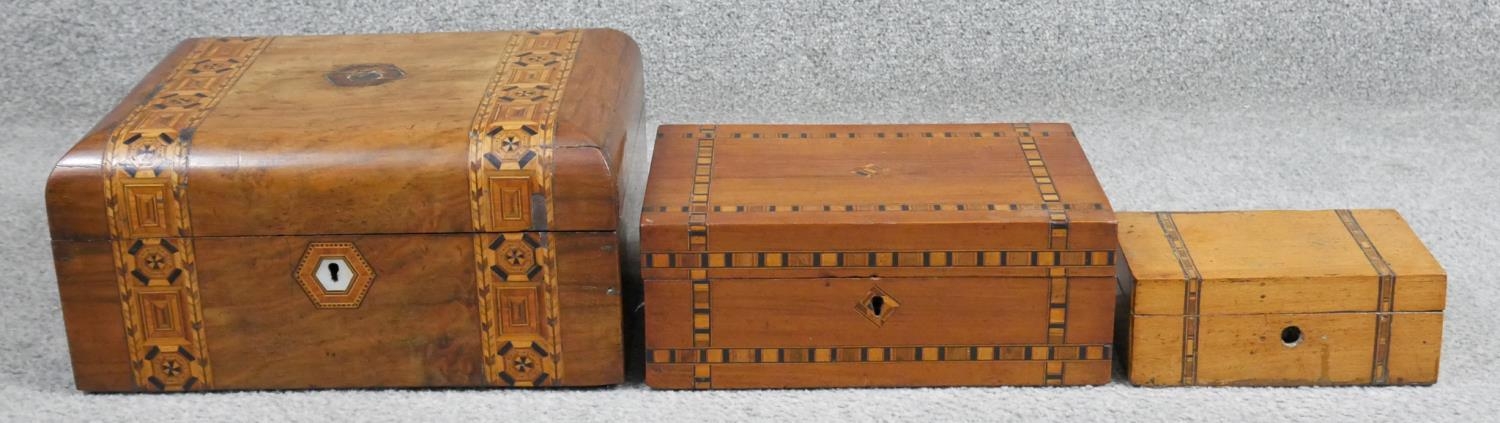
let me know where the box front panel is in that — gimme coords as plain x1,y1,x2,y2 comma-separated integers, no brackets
1128,312,1442,386
645,275,1115,389
56,231,619,392
196,234,485,389
195,231,620,389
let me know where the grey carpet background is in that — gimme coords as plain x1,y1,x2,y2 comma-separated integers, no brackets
3,0,1499,421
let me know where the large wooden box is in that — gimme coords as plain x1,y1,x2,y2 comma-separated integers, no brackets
46,30,643,391
640,124,1118,389
1117,210,1446,386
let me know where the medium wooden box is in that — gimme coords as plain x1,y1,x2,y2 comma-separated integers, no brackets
640,124,1118,389
1117,210,1446,386
46,30,643,391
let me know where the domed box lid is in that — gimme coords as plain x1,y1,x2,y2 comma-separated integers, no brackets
47,29,643,241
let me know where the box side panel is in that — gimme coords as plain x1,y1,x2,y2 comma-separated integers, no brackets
555,28,643,168
195,234,486,389
1127,315,1185,386
1351,209,1446,312
550,148,621,231
643,280,693,349
52,240,134,392
1387,312,1442,385
546,28,644,231
552,231,624,386
1063,276,1118,344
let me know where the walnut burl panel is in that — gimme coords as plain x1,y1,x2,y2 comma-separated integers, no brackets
1117,210,1445,386
48,29,641,240
46,30,639,392
53,232,621,391
640,124,1117,389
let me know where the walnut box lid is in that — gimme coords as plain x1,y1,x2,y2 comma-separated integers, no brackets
47,29,643,241
640,123,1116,280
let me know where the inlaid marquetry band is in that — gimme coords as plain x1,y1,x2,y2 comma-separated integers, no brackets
101,37,273,391
1155,212,1203,385
1044,266,1070,384
466,30,582,232
1047,268,1070,344
467,30,582,387
715,127,1062,140
682,126,720,387
1336,209,1397,385
472,232,560,386
649,344,1112,364
1014,124,1070,250
685,126,719,250
641,202,1107,213
644,250,1115,269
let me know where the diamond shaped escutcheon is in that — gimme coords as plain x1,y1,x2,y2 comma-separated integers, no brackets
855,286,900,327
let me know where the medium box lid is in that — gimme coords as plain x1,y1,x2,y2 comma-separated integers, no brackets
1118,210,1447,315
47,29,643,241
640,123,1116,279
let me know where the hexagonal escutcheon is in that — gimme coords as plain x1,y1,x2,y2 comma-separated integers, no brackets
295,242,376,309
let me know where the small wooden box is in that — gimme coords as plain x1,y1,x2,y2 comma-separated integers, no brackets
46,30,643,391
1117,210,1446,386
640,123,1118,389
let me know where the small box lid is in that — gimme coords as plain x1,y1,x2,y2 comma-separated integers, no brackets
1118,210,1446,315
640,123,1116,279
47,29,642,241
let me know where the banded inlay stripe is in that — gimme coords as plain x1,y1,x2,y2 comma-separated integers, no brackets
1015,124,1069,249
648,344,1112,364
1156,212,1203,385
467,30,583,387
643,250,1115,269
1336,209,1397,385
684,126,719,388
101,36,273,391
1047,267,1069,345
641,202,1107,213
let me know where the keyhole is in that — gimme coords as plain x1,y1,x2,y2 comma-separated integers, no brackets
327,262,341,282
870,296,885,316
1281,326,1303,347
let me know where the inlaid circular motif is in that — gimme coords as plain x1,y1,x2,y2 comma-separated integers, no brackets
149,349,193,386
507,348,543,380
134,244,175,279
325,63,407,87
495,241,536,276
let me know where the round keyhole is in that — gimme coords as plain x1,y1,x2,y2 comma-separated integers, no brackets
1281,326,1303,347
870,295,885,316
327,262,341,282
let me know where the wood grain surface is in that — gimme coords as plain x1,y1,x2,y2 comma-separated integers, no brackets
1117,210,1445,386
54,232,622,391
641,123,1117,388
46,29,639,391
